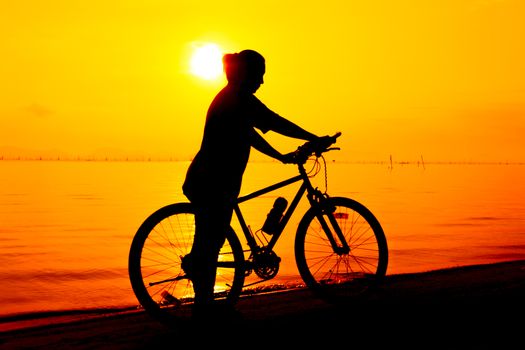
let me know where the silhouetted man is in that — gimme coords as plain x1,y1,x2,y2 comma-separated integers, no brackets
182,49,326,318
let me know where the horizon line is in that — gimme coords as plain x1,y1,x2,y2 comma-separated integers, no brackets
0,156,523,166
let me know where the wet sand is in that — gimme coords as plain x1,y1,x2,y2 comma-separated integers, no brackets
2,259,524,349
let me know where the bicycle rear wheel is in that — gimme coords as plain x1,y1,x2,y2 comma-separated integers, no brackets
128,203,245,325
295,197,388,299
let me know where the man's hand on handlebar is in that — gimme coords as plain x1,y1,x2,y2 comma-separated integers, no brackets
310,132,341,152
313,135,336,149
279,151,298,164
280,132,342,165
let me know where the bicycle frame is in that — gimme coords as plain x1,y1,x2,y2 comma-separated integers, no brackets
233,162,350,256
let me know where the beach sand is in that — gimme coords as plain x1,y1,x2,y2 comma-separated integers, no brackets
2,259,524,349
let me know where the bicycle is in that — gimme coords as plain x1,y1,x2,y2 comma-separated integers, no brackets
128,132,388,325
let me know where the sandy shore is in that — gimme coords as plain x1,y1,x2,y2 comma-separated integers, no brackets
2,259,524,349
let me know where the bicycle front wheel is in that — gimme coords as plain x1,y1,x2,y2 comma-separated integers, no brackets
295,197,388,298
128,203,245,325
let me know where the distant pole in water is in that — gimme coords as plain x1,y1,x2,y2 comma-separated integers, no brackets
389,155,393,170
420,155,426,170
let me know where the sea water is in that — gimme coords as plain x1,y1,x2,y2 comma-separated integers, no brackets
1,160,524,318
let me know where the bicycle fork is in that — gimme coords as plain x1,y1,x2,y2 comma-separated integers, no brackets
308,190,350,255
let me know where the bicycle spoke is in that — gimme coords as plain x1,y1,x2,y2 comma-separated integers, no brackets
296,198,387,294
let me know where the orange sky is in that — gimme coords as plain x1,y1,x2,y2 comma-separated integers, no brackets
1,0,524,162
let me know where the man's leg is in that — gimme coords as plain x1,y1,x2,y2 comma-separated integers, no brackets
189,201,232,309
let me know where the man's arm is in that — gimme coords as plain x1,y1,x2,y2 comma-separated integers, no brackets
252,97,318,141
250,129,287,162
267,114,318,141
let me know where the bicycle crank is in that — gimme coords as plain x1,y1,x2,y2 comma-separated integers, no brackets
252,249,281,280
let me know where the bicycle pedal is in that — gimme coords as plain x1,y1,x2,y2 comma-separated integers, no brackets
161,290,182,306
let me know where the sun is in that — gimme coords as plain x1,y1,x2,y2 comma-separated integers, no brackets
190,43,224,80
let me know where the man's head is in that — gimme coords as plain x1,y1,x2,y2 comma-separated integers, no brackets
223,50,265,93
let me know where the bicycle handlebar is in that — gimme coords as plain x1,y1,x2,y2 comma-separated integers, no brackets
291,132,342,164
